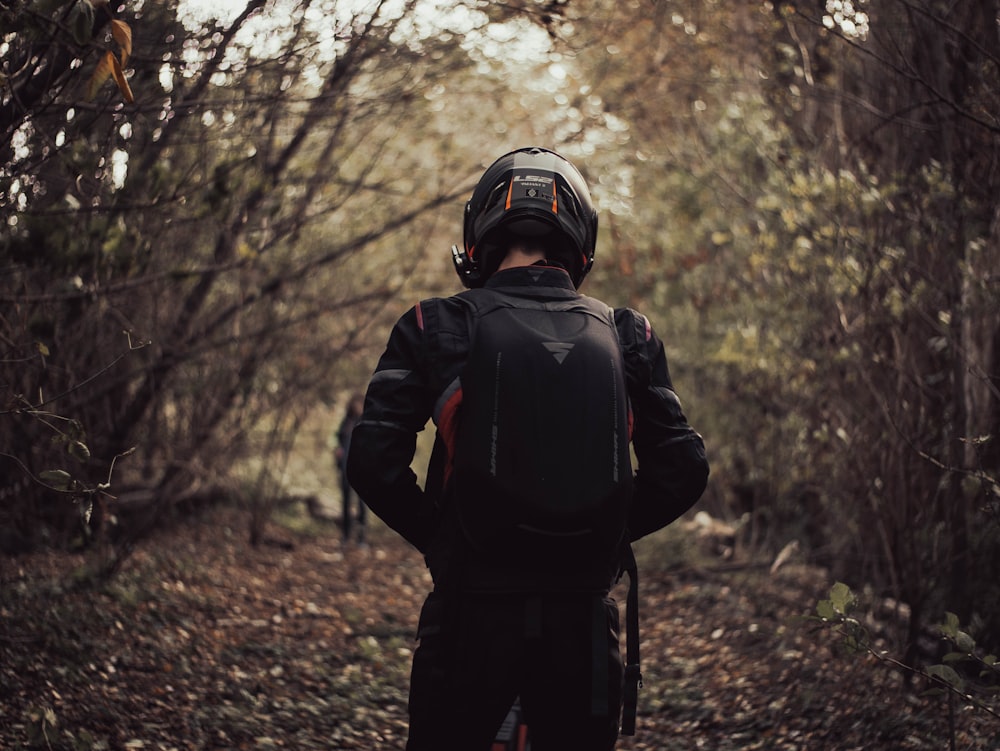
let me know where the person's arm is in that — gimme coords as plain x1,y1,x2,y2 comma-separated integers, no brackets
618,309,709,541
347,304,439,552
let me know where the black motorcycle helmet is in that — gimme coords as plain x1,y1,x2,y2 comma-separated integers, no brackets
452,147,599,289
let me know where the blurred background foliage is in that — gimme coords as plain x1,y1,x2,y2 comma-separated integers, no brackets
2,0,998,654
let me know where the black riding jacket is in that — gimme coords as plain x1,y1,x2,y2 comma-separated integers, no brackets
347,264,709,563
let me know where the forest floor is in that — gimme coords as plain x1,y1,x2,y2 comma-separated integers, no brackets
1,505,996,751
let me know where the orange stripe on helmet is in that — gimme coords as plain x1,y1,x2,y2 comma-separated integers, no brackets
505,181,514,210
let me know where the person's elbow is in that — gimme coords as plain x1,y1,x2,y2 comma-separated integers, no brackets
346,448,386,507
345,423,420,507
345,426,381,501
683,443,710,505
629,441,709,541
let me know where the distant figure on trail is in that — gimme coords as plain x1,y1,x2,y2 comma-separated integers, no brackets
348,147,709,750
335,392,367,545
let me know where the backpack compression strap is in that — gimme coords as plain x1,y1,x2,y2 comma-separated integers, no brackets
621,544,642,735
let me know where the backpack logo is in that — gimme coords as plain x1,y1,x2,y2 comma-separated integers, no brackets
542,341,573,364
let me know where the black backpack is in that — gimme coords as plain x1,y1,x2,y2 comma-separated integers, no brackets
450,288,633,584
442,287,644,735
449,287,643,734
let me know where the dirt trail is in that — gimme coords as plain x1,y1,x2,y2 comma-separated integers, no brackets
1,509,993,750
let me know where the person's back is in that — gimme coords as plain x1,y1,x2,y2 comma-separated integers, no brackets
348,147,709,751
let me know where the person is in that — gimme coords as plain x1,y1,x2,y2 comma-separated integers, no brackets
347,147,709,751
334,392,367,545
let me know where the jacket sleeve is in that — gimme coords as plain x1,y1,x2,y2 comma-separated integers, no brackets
346,304,439,553
618,309,709,542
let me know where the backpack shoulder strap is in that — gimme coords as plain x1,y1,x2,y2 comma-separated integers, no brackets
619,542,642,735
613,307,654,393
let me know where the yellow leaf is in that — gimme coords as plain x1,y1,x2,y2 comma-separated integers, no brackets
85,50,115,101
85,43,135,104
111,20,133,65
109,52,135,103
